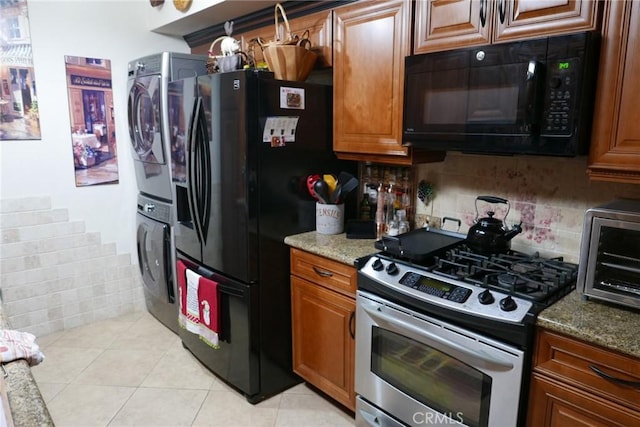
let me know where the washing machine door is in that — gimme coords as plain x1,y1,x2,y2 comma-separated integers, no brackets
137,213,172,304
128,75,165,164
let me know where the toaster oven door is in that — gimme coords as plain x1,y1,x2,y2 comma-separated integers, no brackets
582,217,640,308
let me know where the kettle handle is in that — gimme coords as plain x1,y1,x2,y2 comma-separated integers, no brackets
475,195,510,222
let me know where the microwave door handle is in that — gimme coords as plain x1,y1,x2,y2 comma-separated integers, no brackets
525,60,542,132
362,304,514,369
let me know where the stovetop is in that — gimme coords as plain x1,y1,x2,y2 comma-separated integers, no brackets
428,243,578,303
358,238,577,325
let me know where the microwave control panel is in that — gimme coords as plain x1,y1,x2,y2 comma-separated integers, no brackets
543,59,578,136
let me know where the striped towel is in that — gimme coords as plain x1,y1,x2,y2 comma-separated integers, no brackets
0,329,44,366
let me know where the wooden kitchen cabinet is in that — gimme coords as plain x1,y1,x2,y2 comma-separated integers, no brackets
333,0,444,165
587,0,640,183
414,0,601,54
290,248,356,411
527,328,640,426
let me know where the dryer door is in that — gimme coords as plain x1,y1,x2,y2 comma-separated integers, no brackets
128,75,165,164
137,213,171,304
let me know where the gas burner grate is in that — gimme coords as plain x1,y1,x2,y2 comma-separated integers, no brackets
426,244,578,303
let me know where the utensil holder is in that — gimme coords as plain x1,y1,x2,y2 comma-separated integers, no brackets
316,203,344,235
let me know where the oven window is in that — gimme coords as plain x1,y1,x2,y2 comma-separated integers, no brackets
593,226,640,297
371,327,491,427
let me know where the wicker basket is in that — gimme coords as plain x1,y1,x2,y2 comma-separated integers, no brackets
260,3,317,81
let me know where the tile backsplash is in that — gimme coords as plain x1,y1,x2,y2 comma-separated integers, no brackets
414,153,640,262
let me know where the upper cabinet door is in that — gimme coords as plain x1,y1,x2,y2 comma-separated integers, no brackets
587,0,640,183
493,0,601,43
333,0,411,158
414,0,601,54
414,0,493,54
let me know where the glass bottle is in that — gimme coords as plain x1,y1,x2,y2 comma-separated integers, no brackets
359,191,371,220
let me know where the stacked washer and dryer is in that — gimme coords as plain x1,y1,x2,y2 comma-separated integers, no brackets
128,52,207,333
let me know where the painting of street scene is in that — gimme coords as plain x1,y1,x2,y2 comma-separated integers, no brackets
65,55,119,186
0,0,41,140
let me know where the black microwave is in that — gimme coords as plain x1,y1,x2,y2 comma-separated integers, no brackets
403,32,600,156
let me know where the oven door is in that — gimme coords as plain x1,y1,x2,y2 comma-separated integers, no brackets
355,291,524,427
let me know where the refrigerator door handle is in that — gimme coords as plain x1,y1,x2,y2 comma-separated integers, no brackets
193,97,211,243
187,97,204,244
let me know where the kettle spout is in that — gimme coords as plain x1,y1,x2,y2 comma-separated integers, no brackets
504,222,523,240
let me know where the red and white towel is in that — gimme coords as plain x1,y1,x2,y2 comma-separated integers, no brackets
177,260,220,348
0,329,44,366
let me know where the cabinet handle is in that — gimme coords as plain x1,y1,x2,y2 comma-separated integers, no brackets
498,0,506,24
479,0,487,28
312,266,334,278
590,365,640,389
349,311,355,339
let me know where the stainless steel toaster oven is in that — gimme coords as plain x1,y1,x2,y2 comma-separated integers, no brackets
577,199,640,309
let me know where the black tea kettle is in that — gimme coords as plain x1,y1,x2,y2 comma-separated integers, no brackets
466,196,523,254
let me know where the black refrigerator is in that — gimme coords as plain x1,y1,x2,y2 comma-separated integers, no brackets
167,70,356,403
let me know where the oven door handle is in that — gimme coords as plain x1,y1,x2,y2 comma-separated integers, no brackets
362,304,514,369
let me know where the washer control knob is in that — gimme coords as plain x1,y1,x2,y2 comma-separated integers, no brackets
144,203,156,213
136,61,145,72
478,289,495,305
372,258,384,271
386,262,399,276
499,295,518,312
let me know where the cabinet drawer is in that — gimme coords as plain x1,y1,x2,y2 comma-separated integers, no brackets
534,329,640,412
290,248,357,297
528,373,640,426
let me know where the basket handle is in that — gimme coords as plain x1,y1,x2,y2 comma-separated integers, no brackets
274,3,293,43
208,36,228,58
297,29,311,49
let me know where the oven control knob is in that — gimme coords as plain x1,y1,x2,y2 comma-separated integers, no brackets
372,258,384,271
478,289,495,305
499,295,518,312
386,262,399,276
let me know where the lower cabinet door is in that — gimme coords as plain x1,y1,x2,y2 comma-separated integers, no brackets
527,373,640,426
291,275,355,411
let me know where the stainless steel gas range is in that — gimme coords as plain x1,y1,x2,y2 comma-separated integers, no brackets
354,229,577,427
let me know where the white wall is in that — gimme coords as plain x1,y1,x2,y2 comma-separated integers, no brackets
0,0,190,261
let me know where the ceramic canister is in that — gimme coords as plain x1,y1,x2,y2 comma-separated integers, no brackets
316,203,345,235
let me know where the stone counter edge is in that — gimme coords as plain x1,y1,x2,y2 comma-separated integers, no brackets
284,231,379,266
0,307,54,426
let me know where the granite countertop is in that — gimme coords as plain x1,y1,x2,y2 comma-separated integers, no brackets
537,290,640,359
284,231,380,266
0,305,54,426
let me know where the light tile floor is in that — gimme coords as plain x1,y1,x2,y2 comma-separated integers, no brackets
32,311,356,427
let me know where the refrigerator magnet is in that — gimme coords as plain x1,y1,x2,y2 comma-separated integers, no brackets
263,117,299,146
279,87,305,109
